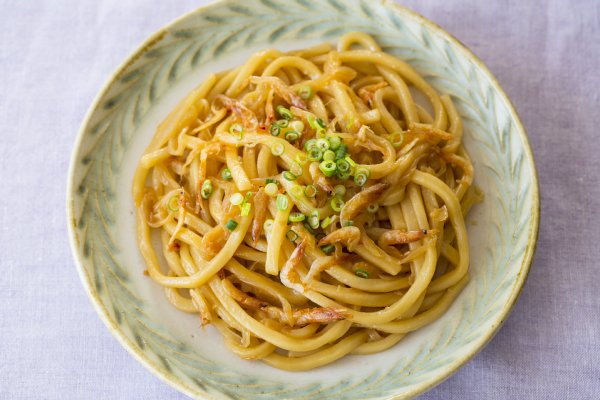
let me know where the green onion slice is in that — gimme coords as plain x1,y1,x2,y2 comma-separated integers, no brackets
335,144,348,160
283,171,297,181
276,194,289,211
321,216,333,229
337,171,351,180
229,123,244,140
285,131,300,142
308,210,320,229
288,212,306,223
221,168,233,181
225,219,238,231
271,142,285,156
354,167,370,186
304,184,317,198
297,86,313,100
333,184,346,196
323,150,336,161
319,160,337,177
277,119,289,128
321,244,335,254
308,148,323,162
355,269,369,278
276,105,293,120
330,196,344,212
200,180,213,199
315,138,329,151
240,203,251,216
304,138,317,151
290,161,303,177
289,184,303,198
327,136,341,150
270,124,281,136
286,229,299,242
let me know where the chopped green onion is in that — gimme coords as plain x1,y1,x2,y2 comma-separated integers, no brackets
286,229,299,242
285,131,300,142
295,153,308,165
230,193,244,206
343,220,354,227
225,219,238,231
321,244,335,254
304,184,317,198
316,118,326,129
308,148,323,162
354,167,370,186
303,222,316,235
337,170,351,180
316,127,327,138
276,194,289,211
297,86,313,100
241,203,251,216
315,232,326,241
288,212,306,223
336,159,350,173
327,136,342,150
346,115,355,130
308,210,320,229
321,216,333,229
333,184,346,196
265,182,279,197
355,269,369,278
315,138,329,151
263,219,274,231
323,150,336,161
345,156,357,168
304,138,317,151
265,178,278,184
367,203,379,213
283,171,297,181
270,124,281,136
290,161,303,177
167,195,179,212
307,114,318,129
330,196,344,212
276,105,293,120
229,123,244,140
388,132,404,148
335,144,348,160
289,120,304,133
221,168,232,181
277,119,289,128
200,180,213,199
271,142,285,156
319,160,337,177
289,184,304,198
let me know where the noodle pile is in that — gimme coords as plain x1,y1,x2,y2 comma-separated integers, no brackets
133,32,482,371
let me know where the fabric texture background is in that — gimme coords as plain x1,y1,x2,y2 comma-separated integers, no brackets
0,0,598,398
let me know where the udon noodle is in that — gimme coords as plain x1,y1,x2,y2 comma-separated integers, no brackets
133,32,482,371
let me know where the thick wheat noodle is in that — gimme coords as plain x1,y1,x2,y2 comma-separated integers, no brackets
133,32,480,370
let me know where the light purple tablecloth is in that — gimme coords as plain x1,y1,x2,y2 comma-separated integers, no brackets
1,0,598,398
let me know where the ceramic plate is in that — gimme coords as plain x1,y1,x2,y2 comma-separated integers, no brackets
67,0,539,398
